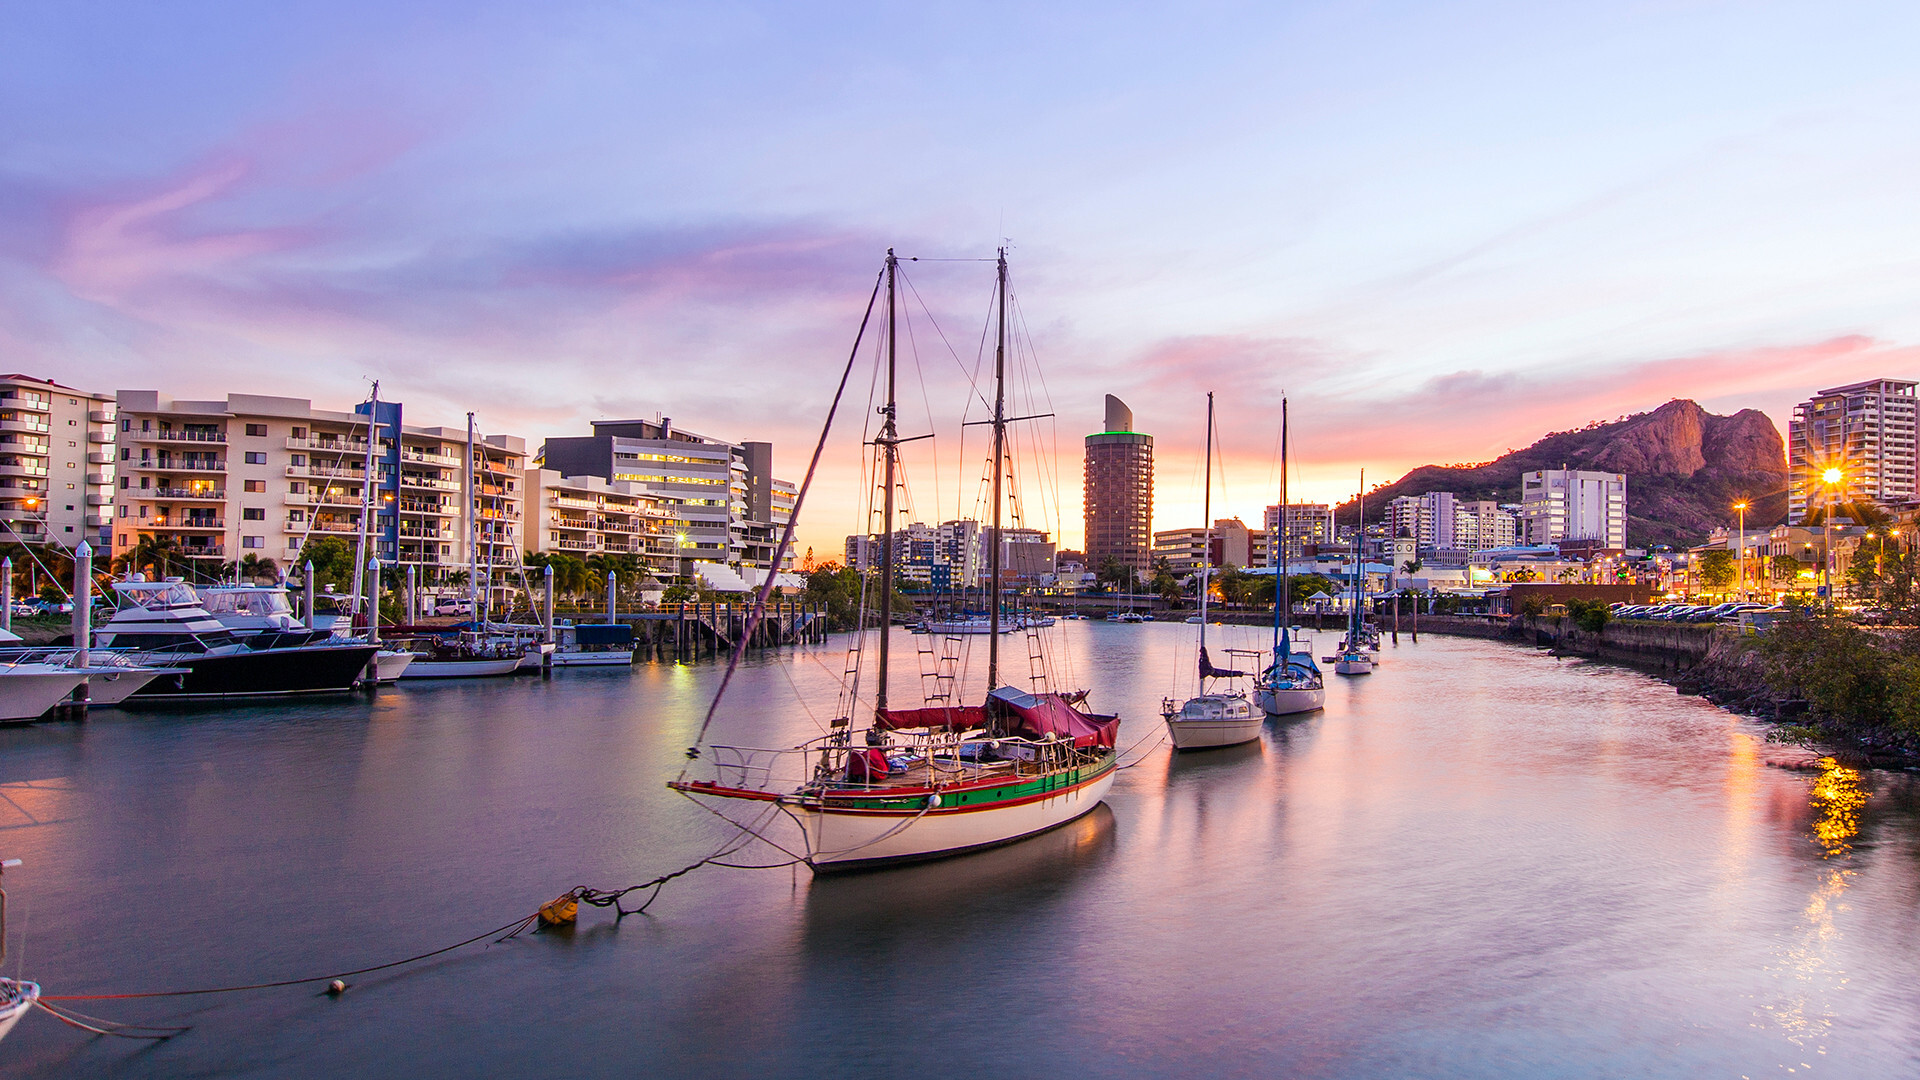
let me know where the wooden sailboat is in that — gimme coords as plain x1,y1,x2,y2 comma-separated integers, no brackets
1256,397,1326,715
671,250,1121,871
1161,393,1261,749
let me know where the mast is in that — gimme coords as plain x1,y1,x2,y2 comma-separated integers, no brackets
1353,469,1365,640
874,250,899,720
987,248,1008,688
1198,392,1214,675
1275,397,1290,656
351,382,379,634
466,412,478,619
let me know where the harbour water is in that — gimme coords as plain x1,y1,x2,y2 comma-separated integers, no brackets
4,625,1919,1077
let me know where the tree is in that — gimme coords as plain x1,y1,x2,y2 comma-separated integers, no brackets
1696,549,1737,591
112,534,180,580
1150,558,1181,603
293,536,356,592
1096,557,1137,594
1288,573,1336,607
238,553,279,583
1771,553,1805,582
1214,564,1255,608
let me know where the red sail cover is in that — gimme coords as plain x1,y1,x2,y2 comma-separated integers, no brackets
988,687,1119,749
875,705,988,732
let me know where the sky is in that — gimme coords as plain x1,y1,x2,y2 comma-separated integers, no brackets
6,1,1920,557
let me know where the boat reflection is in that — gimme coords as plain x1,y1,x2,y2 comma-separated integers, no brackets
801,803,1117,936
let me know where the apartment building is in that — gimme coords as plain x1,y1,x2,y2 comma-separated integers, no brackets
541,416,793,578
1788,379,1918,523
1383,491,1458,551
111,392,526,598
1455,499,1520,551
0,375,116,548
1263,503,1336,563
1520,469,1627,548
524,468,667,568
1084,395,1154,577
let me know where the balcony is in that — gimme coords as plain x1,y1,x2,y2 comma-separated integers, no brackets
177,544,226,559
89,410,113,424
303,520,362,534
288,464,364,481
0,416,50,435
86,514,108,528
399,475,459,493
283,491,365,509
127,429,226,443
88,451,113,465
149,487,226,501
157,518,225,531
88,431,112,444
0,461,48,478
0,394,49,413
86,493,112,506
399,450,460,468
286,436,370,454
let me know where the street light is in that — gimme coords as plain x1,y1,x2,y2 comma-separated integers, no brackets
1732,500,1749,603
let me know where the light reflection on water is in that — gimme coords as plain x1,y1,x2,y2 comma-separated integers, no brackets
2,628,1919,1078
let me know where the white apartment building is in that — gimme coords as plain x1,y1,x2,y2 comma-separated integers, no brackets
0,375,116,548
1520,469,1627,549
1454,499,1520,551
1384,491,1458,551
524,468,667,568
111,392,526,599
1788,378,1918,523
1263,503,1336,564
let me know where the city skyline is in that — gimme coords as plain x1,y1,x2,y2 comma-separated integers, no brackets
8,3,1920,555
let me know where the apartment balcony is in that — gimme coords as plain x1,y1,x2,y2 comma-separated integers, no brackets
288,464,364,482
283,491,366,509
549,495,599,510
0,394,49,413
0,416,51,435
89,410,113,424
303,520,362,534
86,514,109,528
128,429,227,444
177,544,227,559
286,436,369,454
149,487,226,501
88,451,113,465
399,474,459,493
398,528,451,541
550,515,594,530
86,492,113,507
396,503,453,517
0,461,48,479
601,520,642,534
552,537,598,552
399,450,460,468
156,518,225,531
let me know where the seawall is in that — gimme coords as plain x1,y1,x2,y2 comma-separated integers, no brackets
1414,614,1720,672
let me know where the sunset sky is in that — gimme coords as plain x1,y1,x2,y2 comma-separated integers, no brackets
6,2,1920,556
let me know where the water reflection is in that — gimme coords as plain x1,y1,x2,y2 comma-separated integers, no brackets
1762,757,1868,1054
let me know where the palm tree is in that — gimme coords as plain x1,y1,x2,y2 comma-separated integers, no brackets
238,553,279,583
113,534,181,580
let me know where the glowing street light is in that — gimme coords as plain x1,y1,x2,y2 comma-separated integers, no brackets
1821,469,1843,610
1733,500,1749,602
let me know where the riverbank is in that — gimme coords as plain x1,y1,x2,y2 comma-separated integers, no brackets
1416,612,1920,769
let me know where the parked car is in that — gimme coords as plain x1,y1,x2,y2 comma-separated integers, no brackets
433,599,473,616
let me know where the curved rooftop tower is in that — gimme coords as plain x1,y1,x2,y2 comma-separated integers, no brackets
1084,395,1154,580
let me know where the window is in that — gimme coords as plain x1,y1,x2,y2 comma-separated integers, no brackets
242,508,265,521
243,452,266,465
244,480,266,493
289,481,306,494
290,454,305,466
65,483,74,490
121,419,130,432
291,426,306,439
120,477,128,489
242,536,264,549
119,533,128,545
118,507,127,518
120,448,129,460
245,423,267,437
68,420,76,427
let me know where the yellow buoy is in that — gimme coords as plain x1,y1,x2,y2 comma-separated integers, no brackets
539,893,579,926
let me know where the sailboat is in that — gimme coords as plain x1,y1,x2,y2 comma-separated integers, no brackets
1333,470,1374,676
1161,393,1262,749
672,249,1121,871
0,857,34,1043
1255,397,1326,716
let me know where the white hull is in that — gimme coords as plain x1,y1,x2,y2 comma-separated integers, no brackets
551,651,634,667
0,980,37,1043
80,667,172,706
0,666,91,721
799,769,1116,869
370,651,416,683
1166,713,1265,748
397,656,523,679
1256,685,1326,716
1334,657,1374,675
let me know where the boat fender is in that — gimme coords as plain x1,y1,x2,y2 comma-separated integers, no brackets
538,893,580,926
327,980,348,996
926,793,941,809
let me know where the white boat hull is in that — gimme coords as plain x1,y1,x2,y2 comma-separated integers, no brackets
551,651,634,667
370,651,416,683
1334,657,1374,675
0,666,91,721
1256,685,1326,716
1164,693,1263,749
797,768,1117,869
0,980,37,1043
397,656,523,679
80,667,173,705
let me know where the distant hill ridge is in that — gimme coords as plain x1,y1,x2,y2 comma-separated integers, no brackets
1338,399,1787,548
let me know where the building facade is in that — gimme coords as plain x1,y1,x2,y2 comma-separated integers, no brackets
1520,469,1627,548
1455,499,1520,551
541,416,793,577
1383,491,1458,551
523,468,665,569
0,375,116,548
1263,503,1336,563
1788,379,1918,523
111,392,526,599
1153,518,1254,575
1083,395,1154,577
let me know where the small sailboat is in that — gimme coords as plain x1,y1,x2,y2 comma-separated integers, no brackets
1161,394,1262,750
1256,398,1326,715
672,250,1120,870
1333,469,1374,677
0,857,37,1043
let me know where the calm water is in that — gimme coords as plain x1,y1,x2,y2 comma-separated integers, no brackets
3,624,1918,1078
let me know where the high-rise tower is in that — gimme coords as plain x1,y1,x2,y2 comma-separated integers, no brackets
1084,395,1153,579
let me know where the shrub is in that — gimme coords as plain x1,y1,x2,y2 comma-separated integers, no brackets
1566,597,1610,633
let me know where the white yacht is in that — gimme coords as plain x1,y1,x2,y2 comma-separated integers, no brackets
201,585,415,682
552,622,635,667
1254,399,1326,717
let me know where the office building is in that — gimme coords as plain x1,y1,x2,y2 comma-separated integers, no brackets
1520,469,1627,548
1153,518,1253,575
1788,379,1918,523
541,416,794,577
1083,395,1154,578
0,375,116,548
1455,499,1520,551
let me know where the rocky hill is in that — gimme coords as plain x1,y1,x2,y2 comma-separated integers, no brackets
1337,399,1787,548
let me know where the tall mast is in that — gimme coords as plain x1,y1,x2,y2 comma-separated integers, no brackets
351,381,379,631
1353,469,1365,639
1198,392,1214,671
1275,396,1289,653
466,412,478,618
874,250,899,721
987,248,1008,688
